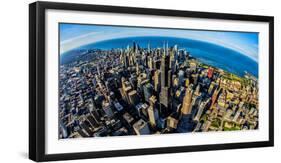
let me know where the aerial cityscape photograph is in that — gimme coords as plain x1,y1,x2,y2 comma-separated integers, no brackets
58,23,259,139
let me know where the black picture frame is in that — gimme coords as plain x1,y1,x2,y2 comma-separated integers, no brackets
29,1,274,162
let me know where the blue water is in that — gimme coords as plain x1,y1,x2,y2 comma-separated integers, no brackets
61,36,258,77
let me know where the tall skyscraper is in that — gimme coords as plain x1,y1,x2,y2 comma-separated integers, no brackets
121,78,132,103
136,63,140,75
160,87,170,108
148,56,153,70
143,83,153,103
194,99,209,122
154,70,161,93
178,70,184,86
160,54,170,87
177,87,195,133
168,70,173,88
210,87,221,109
160,52,171,109
147,95,159,127
181,88,194,115
122,51,129,68
194,84,201,97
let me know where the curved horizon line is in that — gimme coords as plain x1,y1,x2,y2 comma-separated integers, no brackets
60,35,258,63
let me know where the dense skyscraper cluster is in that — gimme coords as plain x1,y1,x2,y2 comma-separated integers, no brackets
59,42,259,139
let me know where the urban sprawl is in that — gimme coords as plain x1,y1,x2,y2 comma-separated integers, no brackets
59,42,259,138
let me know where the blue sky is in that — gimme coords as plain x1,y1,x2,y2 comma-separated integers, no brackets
60,23,259,62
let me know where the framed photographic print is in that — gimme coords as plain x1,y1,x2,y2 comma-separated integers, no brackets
29,1,274,162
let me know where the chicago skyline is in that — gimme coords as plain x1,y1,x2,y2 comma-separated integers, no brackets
59,28,259,138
